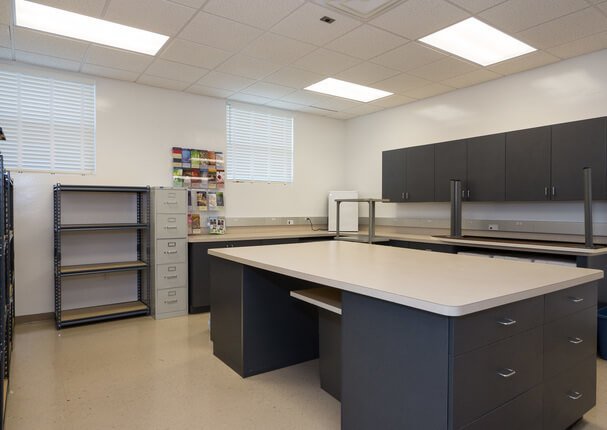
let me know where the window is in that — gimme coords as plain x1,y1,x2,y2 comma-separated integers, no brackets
0,70,95,173
226,104,293,183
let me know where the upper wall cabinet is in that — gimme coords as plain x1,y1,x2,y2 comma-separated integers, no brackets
405,145,435,202
551,118,607,201
466,134,505,201
382,149,406,202
505,126,551,201
435,140,467,202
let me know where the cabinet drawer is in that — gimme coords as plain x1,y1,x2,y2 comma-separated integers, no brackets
543,354,596,430
545,282,597,322
451,327,543,428
155,213,187,239
156,263,187,289
156,239,187,264
156,287,187,314
451,296,543,355
460,386,542,430
154,189,186,213
544,306,597,378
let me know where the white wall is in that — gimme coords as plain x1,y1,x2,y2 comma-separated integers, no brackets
0,62,346,316
345,49,607,223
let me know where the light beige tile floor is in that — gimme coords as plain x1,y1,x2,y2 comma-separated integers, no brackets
4,314,607,429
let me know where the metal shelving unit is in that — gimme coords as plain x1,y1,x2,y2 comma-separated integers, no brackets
54,185,151,329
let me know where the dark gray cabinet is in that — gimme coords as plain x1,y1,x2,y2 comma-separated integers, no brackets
382,149,405,202
551,117,607,201
505,126,551,201
435,140,467,202
466,134,505,201
405,145,435,202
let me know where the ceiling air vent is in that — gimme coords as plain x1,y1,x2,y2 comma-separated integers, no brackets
320,0,405,20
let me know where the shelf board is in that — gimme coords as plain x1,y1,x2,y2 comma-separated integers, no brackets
291,287,342,315
61,260,147,276
56,185,149,193
60,223,148,232
60,301,149,324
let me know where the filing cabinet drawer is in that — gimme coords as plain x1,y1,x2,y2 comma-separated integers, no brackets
543,354,596,430
156,238,186,264
451,296,543,355
451,327,543,428
156,263,187,289
154,189,186,213
544,306,596,378
156,287,187,314
155,213,187,239
545,282,597,322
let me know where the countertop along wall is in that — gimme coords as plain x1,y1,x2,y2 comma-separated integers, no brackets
0,62,346,316
344,49,607,228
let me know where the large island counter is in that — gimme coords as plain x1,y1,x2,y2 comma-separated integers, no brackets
208,241,604,430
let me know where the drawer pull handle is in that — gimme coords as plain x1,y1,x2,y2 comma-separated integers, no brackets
568,296,584,303
497,318,517,326
567,391,583,400
165,226,178,229
165,250,178,254
568,337,584,345
168,291,177,296
165,299,178,304
497,368,517,378
165,275,178,279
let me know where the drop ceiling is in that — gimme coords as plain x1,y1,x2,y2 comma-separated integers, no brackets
1,0,607,119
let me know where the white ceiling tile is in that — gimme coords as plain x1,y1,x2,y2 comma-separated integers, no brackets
442,68,501,88
403,82,454,99
85,45,153,73
160,39,232,69
547,31,607,58
369,0,469,39
0,47,11,60
15,50,81,71
187,85,235,98
446,0,507,13
0,24,10,48
371,42,448,72
241,81,296,99
216,54,282,80
323,111,355,120
408,56,478,81
204,0,304,30
517,8,607,49
196,71,255,91
242,33,316,65
597,2,607,15
336,62,400,85
479,0,589,34
265,100,308,111
169,0,207,8
0,1,10,25
344,103,385,116
104,0,196,36
294,48,360,75
81,63,140,81
137,74,190,91
325,25,408,60
264,67,325,88
14,28,89,61
30,0,107,17
371,94,416,108
283,90,361,111
272,3,361,46
228,93,273,105
281,90,326,105
488,50,560,75
145,59,208,83
180,11,263,52
373,73,430,93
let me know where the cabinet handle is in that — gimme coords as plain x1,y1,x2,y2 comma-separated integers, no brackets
461,190,465,198
164,299,178,304
165,275,178,279
165,250,178,254
401,192,404,199
165,226,178,229
551,186,556,196
467,189,470,199
568,296,584,303
544,187,548,197
568,337,584,345
497,368,517,378
567,391,583,400
497,317,517,326
405,192,409,200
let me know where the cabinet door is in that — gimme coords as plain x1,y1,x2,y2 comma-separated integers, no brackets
467,134,506,201
435,140,467,202
382,149,406,202
505,126,551,201
551,117,607,200
405,145,434,202
188,242,226,313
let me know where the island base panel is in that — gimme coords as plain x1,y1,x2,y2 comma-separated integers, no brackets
319,309,341,400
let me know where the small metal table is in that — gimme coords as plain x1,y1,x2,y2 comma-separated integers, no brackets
334,198,390,244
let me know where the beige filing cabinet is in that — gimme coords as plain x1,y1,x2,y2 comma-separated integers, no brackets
150,187,188,319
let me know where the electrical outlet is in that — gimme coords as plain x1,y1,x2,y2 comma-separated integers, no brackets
287,219,294,225
488,224,499,231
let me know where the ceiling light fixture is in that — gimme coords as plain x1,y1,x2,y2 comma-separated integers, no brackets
15,0,169,56
305,78,393,102
419,17,536,66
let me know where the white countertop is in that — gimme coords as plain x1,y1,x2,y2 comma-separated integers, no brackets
188,227,334,243
209,240,603,317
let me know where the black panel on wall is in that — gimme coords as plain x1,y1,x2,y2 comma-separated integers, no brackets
466,134,505,201
435,140,467,202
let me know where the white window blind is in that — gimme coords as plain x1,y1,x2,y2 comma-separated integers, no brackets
0,70,95,173
226,105,293,183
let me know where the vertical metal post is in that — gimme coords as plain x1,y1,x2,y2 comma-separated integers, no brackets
450,179,462,238
336,201,341,239
583,167,594,249
368,201,374,244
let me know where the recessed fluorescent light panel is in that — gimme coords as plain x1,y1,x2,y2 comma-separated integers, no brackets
15,0,169,55
305,78,393,102
419,17,536,66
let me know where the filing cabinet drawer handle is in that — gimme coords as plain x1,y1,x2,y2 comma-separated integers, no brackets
165,250,178,254
497,368,517,378
568,296,584,303
164,201,177,204
567,391,583,400
165,226,178,229
168,291,177,296
164,299,178,304
568,337,584,345
497,317,517,326
165,275,178,279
